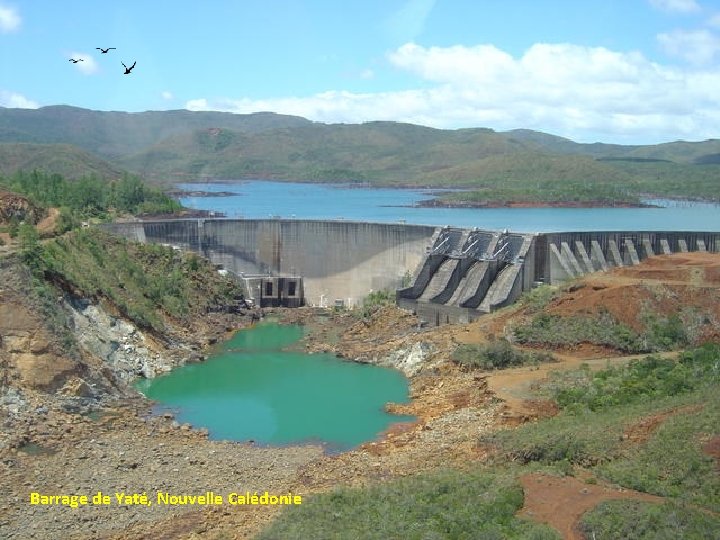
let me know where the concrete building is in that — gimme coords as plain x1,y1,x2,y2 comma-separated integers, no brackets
239,275,304,308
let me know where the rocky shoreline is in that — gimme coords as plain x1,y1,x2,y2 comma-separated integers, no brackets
0,278,500,539
413,197,657,209
0,254,327,538
166,190,239,198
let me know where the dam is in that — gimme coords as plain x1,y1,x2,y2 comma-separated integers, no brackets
104,219,720,325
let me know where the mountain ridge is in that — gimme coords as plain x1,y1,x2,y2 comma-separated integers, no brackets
1,106,718,203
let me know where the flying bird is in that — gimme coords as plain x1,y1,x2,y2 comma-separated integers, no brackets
122,61,136,74
69,58,84,63
96,47,116,54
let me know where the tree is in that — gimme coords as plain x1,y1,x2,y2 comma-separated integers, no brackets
18,223,42,272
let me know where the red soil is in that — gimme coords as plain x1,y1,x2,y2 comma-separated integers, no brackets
519,473,664,540
545,253,720,339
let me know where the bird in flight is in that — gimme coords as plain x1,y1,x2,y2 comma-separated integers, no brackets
96,47,116,54
122,61,136,74
69,58,84,63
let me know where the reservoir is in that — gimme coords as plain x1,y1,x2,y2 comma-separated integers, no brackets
177,180,720,232
136,323,414,452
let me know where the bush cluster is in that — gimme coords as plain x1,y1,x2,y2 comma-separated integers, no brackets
34,228,244,331
451,338,555,370
555,345,720,412
257,468,560,540
518,284,559,313
486,344,720,512
512,311,689,353
355,289,395,319
0,170,181,228
581,500,720,540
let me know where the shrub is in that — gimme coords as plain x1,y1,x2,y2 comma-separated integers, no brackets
581,500,720,540
356,289,394,318
34,228,245,332
519,284,559,313
512,311,691,353
554,345,720,412
452,339,555,370
0,170,182,226
256,468,561,540
598,394,720,510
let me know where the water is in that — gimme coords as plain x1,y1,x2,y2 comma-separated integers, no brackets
177,180,720,232
136,323,414,452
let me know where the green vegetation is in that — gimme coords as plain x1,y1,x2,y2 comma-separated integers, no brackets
2,107,720,204
31,228,244,331
554,346,719,413
256,344,719,539
428,153,640,204
580,500,720,540
512,311,690,353
256,468,560,540
0,143,123,180
488,402,630,467
0,170,181,224
17,222,41,269
0,106,312,159
2,253,79,355
451,339,555,370
607,160,720,201
356,289,395,319
518,285,560,313
599,398,719,509
122,124,720,203
486,345,720,510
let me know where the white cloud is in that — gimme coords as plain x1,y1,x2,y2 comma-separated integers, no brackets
0,90,38,108
186,98,208,110
657,29,720,64
649,0,700,13
708,13,720,27
161,91,174,100
0,4,20,32
383,0,436,42
69,52,99,75
186,42,720,144
360,69,375,80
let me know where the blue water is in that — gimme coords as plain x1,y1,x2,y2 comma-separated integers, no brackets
177,181,720,232
136,324,414,452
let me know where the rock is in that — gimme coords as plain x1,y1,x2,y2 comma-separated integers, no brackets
60,378,94,398
382,342,432,377
29,336,51,354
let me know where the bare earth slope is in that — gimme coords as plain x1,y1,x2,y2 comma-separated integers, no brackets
1,252,719,539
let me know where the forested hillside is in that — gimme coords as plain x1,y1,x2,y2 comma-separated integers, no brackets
2,106,719,205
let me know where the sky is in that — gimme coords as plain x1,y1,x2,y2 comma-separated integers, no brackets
1,0,720,144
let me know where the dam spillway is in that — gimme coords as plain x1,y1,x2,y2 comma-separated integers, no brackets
103,219,720,325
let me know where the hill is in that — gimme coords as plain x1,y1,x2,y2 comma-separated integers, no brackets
116,121,536,183
1,232,719,538
1,105,719,203
0,142,124,179
0,105,313,158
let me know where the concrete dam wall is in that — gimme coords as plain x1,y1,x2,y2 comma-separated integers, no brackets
399,229,720,325
104,219,437,308
104,220,720,325
537,231,720,284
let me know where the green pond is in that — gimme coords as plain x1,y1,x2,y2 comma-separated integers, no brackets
136,323,414,452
